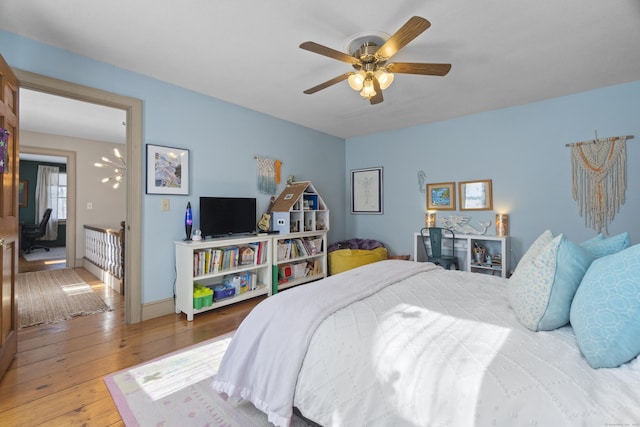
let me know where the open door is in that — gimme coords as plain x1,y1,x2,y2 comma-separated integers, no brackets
0,53,19,380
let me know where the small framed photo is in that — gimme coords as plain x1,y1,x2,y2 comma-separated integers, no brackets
459,179,493,210
351,167,383,214
426,182,456,210
146,144,190,195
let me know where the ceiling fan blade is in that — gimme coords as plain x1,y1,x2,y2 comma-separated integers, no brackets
299,41,361,65
370,76,384,105
375,16,431,61
303,73,353,94
386,62,451,76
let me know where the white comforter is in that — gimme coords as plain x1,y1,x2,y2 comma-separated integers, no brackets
294,266,640,426
213,260,438,426
215,260,640,426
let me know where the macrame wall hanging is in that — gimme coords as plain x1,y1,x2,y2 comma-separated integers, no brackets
566,134,633,233
255,156,282,195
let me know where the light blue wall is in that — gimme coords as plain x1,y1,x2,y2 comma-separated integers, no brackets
4,29,638,302
1,30,346,304
346,81,640,267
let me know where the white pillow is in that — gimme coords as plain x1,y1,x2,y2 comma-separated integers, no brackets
509,232,592,331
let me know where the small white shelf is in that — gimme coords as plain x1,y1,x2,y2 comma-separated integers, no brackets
414,232,510,278
272,230,328,292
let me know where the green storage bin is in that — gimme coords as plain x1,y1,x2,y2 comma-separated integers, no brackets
193,284,213,309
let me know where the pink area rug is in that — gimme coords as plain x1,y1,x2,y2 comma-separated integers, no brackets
105,331,311,427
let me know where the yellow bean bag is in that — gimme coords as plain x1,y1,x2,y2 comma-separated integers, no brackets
328,247,388,275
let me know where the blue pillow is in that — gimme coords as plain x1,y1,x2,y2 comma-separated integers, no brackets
570,244,640,368
580,232,630,258
509,233,592,331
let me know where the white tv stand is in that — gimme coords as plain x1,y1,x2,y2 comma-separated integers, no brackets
175,234,273,321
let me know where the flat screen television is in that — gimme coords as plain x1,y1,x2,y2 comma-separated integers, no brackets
199,197,257,238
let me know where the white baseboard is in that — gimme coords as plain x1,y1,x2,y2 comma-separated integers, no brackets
141,297,175,321
83,259,123,293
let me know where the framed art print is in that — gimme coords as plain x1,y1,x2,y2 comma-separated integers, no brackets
459,179,493,210
426,182,456,210
146,144,190,195
351,167,383,214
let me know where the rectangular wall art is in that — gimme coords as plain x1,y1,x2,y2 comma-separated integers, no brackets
351,167,383,214
426,182,456,210
146,144,190,195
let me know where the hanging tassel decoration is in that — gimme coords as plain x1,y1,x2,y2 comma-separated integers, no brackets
570,137,627,233
255,156,279,195
275,160,282,184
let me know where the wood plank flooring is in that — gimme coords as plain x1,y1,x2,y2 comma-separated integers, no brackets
3,256,262,426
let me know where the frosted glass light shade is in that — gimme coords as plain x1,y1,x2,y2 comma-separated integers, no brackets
374,70,394,89
348,70,366,90
360,77,376,99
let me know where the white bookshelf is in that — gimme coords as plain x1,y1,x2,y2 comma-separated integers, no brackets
272,230,328,292
175,234,272,321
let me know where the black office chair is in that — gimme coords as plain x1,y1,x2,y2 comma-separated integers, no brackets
22,208,53,254
420,227,459,270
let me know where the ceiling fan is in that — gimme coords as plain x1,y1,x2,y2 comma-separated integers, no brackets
300,16,451,105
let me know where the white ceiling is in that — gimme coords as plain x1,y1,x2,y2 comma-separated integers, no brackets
2,0,640,140
19,89,126,144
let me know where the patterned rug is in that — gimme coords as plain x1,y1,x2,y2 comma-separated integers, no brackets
105,332,312,427
17,268,110,328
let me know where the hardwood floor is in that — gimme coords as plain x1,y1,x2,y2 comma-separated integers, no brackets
18,250,68,273
3,256,262,426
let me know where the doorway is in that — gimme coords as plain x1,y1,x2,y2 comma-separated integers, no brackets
18,149,70,273
14,69,143,324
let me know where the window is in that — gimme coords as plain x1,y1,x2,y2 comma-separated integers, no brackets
57,172,67,220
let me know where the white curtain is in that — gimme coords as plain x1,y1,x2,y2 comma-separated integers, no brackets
35,165,59,240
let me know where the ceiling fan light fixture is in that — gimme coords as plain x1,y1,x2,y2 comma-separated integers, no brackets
348,70,366,91
360,77,377,99
301,17,450,105
375,69,394,90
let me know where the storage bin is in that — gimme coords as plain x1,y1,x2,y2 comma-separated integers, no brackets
193,285,213,309
292,262,307,278
213,283,236,300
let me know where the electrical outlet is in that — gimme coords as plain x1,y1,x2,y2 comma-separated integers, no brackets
161,199,170,211
87,202,93,210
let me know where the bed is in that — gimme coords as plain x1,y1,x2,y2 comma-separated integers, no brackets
213,234,640,426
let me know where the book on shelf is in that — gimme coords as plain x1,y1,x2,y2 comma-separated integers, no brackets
192,240,270,277
277,237,323,261
250,241,267,265
248,242,261,265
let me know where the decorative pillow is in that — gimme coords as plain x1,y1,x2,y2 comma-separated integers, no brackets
580,232,630,259
509,233,592,331
512,230,553,275
570,244,640,368
580,233,604,246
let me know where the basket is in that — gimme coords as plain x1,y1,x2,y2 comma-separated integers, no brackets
292,262,308,278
